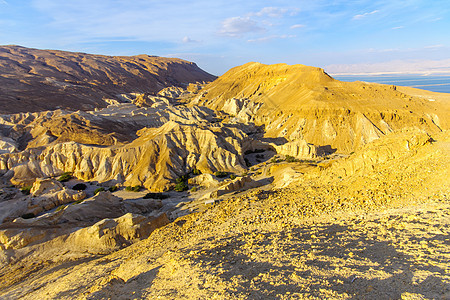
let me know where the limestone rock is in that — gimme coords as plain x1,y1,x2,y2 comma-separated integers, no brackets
188,174,220,188
1,120,251,191
61,212,169,254
273,140,318,159
0,136,17,154
30,178,64,196
203,176,260,199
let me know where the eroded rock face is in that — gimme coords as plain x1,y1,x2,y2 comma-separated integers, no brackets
273,140,318,159
0,191,164,252
30,178,63,196
0,45,216,114
321,129,435,178
188,174,220,188
194,62,449,153
1,120,251,191
0,178,86,223
62,212,169,254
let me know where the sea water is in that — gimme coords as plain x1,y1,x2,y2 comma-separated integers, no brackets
333,74,450,94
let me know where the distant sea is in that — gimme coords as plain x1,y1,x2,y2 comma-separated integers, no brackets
332,74,450,94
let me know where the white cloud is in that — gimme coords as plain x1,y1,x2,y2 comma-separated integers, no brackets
247,34,295,43
0,0,8,4
392,26,404,30
290,24,305,29
182,36,199,43
250,7,289,18
219,17,263,37
352,10,379,20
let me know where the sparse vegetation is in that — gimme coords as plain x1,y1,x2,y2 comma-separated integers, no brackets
58,172,72,182
192,168,202,176
21,186,32,195
72,199,84,205
190,186,198,192
125,186,142,192
72,183,87,191
230,174,237,180
176,175,189,183
94,187,105,195
174,181,188,192
285,155,299,163
108,186,118,192
55,205,66,212
174,175,190,192
143,192,169,199
214,171,228,178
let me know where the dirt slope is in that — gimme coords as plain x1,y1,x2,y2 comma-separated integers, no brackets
193,62,449,153
0,129,448,299
0,45,216,113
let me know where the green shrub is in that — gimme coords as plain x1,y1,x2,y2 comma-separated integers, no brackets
72,199,84,205
285,155,298,163
21,186,32,195
190,186,198,192
192,168,201,176
125,186,141,192
174,182,188,192
230,174,237,180
214,171,228,178
55,205,66,212
72,183,87,191
143,192,169,199
58,172,72,182
176,175,189,183
94,187,105,195
21,212,35,219
108,186,118,192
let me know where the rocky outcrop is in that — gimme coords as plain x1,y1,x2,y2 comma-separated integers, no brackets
0,119,251,191
0,191,164,251
60,212,169,254
188,174,220,188
321,129,435,178
0,178,86,223
201,176,260,199
0,45,216,114
273,140,318,158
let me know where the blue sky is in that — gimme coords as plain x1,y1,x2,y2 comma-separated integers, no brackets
0,0,449,75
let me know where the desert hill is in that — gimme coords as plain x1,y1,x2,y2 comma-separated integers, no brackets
0,45,216,114
193,62,449,152
0,56,449,299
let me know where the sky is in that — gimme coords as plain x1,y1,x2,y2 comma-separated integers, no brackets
0,0,449,75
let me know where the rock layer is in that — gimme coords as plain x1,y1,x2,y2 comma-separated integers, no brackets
0,45,216,114
193,62,449,153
